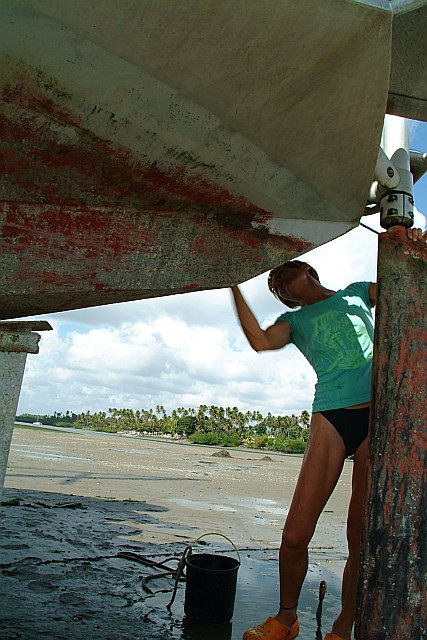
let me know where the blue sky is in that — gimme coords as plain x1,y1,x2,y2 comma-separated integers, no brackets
17,119,427,418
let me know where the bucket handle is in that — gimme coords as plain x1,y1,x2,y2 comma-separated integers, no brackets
167,532,241,610
190,532,241,565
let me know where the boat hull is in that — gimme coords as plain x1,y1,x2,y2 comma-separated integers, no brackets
1,0,424,318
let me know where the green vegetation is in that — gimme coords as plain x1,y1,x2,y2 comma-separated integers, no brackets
16,406,311,454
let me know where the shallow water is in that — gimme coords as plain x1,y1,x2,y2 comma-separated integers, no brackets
169,498,236,512
168,496,289,518
237,496,289,516
140,549,343,639
11,444,90,462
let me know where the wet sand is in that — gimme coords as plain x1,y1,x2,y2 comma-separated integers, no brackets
0,425,352,639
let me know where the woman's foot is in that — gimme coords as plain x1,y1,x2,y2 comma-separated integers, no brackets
324,632,351,640
243,615,299,639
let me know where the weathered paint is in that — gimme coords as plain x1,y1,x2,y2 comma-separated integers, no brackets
1,78,318,318
0,200,314,318
1,0,397,317
2,83,274,217
356,226,426,639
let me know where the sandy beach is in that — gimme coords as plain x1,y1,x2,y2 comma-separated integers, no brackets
1,425,353,639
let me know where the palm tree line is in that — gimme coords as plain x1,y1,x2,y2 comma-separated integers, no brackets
16,405,311,453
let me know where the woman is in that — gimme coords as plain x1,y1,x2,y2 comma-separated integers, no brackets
231,227,425,640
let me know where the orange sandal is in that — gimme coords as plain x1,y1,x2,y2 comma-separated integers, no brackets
324,633,351,640
243,615,299,640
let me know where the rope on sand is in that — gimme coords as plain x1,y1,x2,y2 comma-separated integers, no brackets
116,550,187,594
118,537,327,623
118,532,240,608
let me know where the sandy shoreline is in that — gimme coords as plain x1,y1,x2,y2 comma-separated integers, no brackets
1,425,353,639
4,425,352,549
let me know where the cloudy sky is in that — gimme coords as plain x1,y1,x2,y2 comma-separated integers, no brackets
17,120,427,419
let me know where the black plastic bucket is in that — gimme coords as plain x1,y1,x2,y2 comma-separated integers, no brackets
184,552,240,624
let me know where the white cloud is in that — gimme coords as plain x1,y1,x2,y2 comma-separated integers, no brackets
19,299,317,416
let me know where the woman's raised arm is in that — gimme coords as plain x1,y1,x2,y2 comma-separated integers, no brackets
230,285,291,352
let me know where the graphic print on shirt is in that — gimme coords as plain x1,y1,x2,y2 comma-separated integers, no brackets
309,308,373,373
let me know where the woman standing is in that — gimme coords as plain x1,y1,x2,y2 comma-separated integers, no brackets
231,227,425,640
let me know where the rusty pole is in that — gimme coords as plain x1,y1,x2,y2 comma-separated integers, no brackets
355,226,426,638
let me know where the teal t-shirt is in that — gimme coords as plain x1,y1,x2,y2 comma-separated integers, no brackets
276,282,374,411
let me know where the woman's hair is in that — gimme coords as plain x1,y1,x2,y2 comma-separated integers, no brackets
268,260,320,307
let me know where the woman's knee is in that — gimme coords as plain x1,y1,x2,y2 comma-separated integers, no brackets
281,524,312,551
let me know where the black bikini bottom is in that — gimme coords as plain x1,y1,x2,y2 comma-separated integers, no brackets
318,406,370,457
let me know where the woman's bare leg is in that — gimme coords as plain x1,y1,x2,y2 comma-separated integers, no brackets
276,413,347,627
331,437,368,639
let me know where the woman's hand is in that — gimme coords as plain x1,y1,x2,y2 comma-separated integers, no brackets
406,227,427,242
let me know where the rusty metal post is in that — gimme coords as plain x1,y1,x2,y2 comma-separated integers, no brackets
0,321,52,501
355,227,426,639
